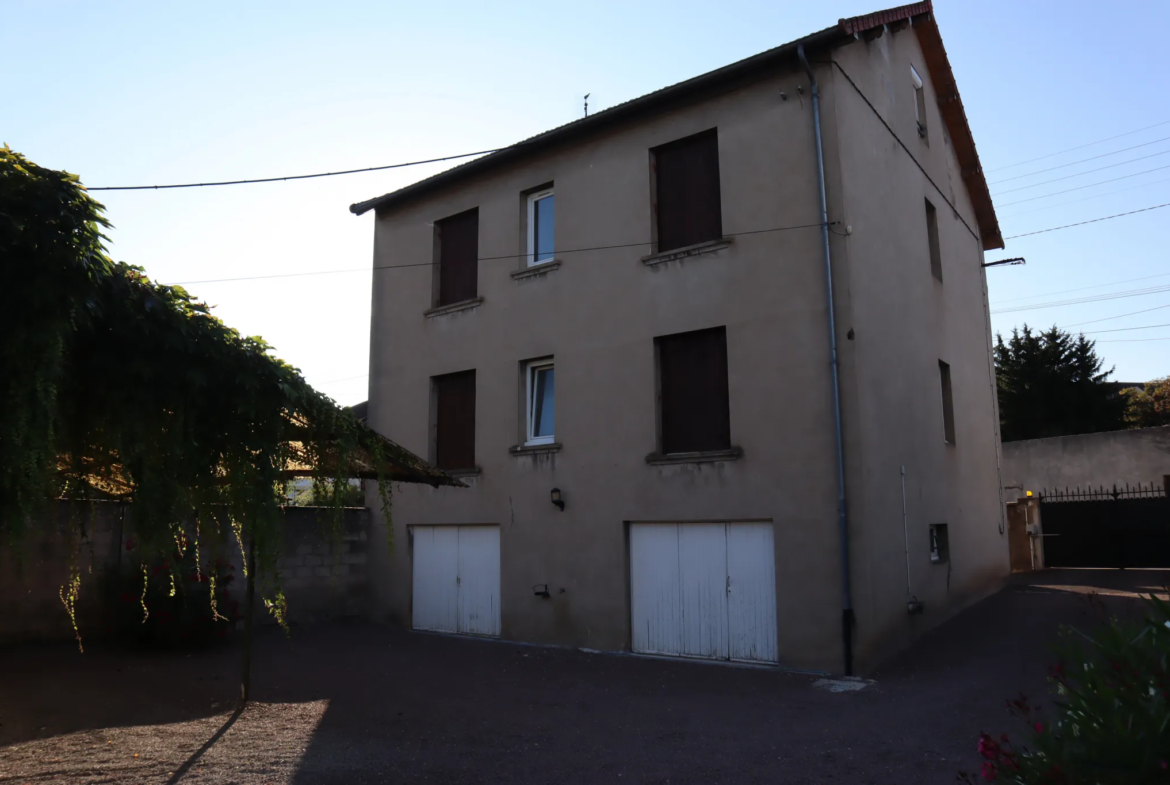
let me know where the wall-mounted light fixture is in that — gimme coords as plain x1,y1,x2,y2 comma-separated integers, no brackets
550,487,565,511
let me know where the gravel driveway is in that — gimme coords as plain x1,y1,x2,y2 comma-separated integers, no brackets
1,569,1164,784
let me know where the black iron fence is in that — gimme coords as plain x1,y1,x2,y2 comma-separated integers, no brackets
1039,483,1170,568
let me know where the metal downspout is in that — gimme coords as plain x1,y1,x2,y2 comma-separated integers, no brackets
797,44,854,676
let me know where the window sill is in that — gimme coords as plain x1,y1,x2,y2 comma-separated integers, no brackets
509,442,562,456
645,446,743,466
641,238,733,266
442,466,482,478
511,259,562,280
425,297,483,318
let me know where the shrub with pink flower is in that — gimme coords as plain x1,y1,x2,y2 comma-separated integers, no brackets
961,595,1170,783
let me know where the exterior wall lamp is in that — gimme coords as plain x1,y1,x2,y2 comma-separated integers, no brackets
550,488,565,511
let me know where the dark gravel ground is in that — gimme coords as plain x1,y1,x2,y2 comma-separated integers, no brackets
1,569,1165,784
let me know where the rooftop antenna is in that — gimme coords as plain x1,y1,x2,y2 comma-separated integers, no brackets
584,93,591,117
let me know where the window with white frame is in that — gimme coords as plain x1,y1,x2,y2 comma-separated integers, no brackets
525,359,555,445
527,189,555,266
911,66,927,141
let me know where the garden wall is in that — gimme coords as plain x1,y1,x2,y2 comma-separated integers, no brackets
0,501,372,644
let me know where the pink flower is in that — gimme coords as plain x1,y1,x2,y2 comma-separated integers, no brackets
1034,722,1043,733
981,761,997,781
1162,761,1168,770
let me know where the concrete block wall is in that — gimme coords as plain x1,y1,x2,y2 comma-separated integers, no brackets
0,502,372,644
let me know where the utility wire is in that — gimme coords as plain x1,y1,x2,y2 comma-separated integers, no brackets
164,199,1170,287
989,135,1170,185
998,175,1170,219
992,150,1170,196
1096,336,1170,343
994,272,1170,305
86,148,511,191
1082,322,1170,335
166,221,828,286
987,119,1170,173
1064,303,1170,328
991,284,1170,314
997,164,1170,207
1003,202,1170,240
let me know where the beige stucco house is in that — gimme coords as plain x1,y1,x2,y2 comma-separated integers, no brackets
352,1,1007,675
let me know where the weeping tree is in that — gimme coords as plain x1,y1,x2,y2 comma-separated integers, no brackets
0,147,459,698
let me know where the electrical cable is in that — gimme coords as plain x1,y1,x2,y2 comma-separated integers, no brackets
1064,303,1170,328
1082,322,1170,335
166,220,828,286
997,164,1170,207
86,148,514,191
993,152,1170,197
991,284,1170,315
987,119,1170,173
994,272,1170,305
1095,336,1170,343
1002,202,1170,240
828,60,981,246
998,175,1170,219
989,135,1170,185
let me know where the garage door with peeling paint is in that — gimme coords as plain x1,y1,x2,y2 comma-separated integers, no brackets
630,522,777,664
411,525,501,637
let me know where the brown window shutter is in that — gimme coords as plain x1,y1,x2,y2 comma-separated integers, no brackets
438,208,479,306
434,370,476,470
658,327,730,454
654,129,722,253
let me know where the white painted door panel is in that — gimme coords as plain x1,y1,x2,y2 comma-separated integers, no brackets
629,522,778,664
629,524,682,656
678,524,729,659
411,526,459,633
727,523,778,663
457,526,501,637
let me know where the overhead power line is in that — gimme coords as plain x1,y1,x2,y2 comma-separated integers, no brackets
991,283,1170,315
1064,303,1170,328
997,164,1170,207
994,272,1170,305
1096,336,1170,343
987,119,1170,173
1082,322,1170,335
166,220,828,286
1003,202,1170,240
992,150,1170,196
86,148,511,191
998,174,1170,220
988,135,1170,185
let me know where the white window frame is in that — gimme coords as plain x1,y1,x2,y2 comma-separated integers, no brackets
526,189,555,267
911,66,927,138
525,358,555,445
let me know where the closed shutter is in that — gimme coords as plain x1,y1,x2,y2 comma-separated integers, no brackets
654,129,722,253
438,208,479,306
434,370,476,470
658,327,730,454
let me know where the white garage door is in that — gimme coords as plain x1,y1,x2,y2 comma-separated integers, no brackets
630,522,777,663
412,525,500,637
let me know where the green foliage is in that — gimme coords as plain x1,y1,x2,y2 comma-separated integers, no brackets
994,325,1127,442
965,595,1170,783
0,147,113,539
0,149,424,641
1123,377,1170,429
110,535,239,648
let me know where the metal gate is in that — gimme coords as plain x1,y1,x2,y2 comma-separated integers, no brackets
1039,484,1170,568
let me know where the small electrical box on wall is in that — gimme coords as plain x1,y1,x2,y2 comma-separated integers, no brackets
929,524,949,564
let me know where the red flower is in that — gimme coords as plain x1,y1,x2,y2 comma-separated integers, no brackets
1034,722,1043,733
125,537,137,551
981,761,997,781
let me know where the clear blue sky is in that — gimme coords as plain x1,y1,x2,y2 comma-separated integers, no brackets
6,0,1169,403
